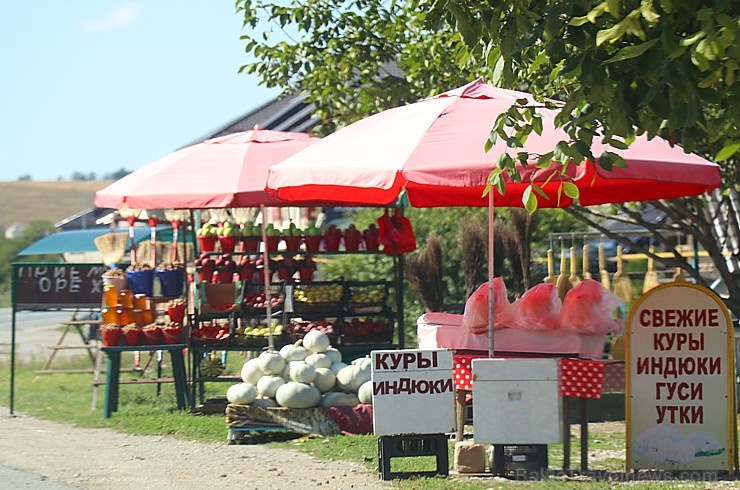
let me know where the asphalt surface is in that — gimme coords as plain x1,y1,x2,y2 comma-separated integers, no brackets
1,308,99,488
0,307,98,362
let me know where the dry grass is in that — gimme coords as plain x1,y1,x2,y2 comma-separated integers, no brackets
0,180,113,229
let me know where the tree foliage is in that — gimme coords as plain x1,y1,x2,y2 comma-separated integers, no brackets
237,0,740,318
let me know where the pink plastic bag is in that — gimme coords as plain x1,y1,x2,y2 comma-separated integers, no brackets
504,283,562,331
462,278,511,335
560,279,622,335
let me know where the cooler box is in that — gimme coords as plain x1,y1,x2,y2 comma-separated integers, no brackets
472,358,561,444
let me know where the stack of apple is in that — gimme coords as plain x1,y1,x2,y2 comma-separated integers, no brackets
287,319,335,343
239,221,261,252
341,317,390,343
303,221,322,251
342,224,362,251
191,319,230,346
242,289,284,311
293,284,344,312
225,330,374,409
362,223,380,250
233,321,286,347
217,220,240,252
323,224,342,251
194,252,238,283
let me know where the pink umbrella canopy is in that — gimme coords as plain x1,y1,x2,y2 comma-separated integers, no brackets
265,79,723,357
95,128,321,210
265,79,721,207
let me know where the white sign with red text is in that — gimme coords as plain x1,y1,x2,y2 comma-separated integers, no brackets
371,349,455,436
627,283,735,471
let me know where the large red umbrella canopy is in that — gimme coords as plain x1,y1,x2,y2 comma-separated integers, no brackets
265,79,721,207
95,128,321,210
265,79,722,357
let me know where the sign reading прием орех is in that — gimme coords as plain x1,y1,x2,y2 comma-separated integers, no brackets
371,349,455,436
13,263,105,310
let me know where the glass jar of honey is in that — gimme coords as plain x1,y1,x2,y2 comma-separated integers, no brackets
102,284,119,307
119,289,134,309
101,307,119,325
118,307,135,326
133,294,148,310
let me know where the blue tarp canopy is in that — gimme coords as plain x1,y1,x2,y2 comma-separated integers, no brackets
18,227,173,256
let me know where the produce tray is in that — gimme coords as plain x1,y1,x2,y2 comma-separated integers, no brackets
291,283,344,313
242,283,285,313
225,405,340,437
346,283,388,314
232,333,288,349
292,301,341,314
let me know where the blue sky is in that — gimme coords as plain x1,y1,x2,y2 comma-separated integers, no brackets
0,2,279,181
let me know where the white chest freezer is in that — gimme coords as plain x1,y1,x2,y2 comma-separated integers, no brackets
472,358,562,444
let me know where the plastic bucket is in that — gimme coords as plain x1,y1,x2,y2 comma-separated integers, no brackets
219,236,238,253
101,328,122,346
157,268,184,297
197,235,217,252
126,269,155,296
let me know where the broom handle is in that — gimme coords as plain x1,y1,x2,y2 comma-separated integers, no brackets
547,249,554,277
616,246,623,273
582,244,589,275
647,246,655,272
598,243,606,271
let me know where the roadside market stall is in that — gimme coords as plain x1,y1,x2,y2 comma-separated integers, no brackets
263,78,723,474
93,128,405,420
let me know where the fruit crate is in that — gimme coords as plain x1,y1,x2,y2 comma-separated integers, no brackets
232,317,287,348
491,444,548,479
241,282,285,313
191,318,231,346
291,282,344,314
346,281,389,314
286,319,337,345
339,316,393,345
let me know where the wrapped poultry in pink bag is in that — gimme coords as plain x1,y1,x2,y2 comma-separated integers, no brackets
462,277,511,334
559,279,622,334
504,282,562,331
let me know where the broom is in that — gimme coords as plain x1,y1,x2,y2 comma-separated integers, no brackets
94,233,129,267
582,244,592,280
556,244,572,300
568,245,582,287
544,249,557,285
599,242,611,290
642,246,660,293
612,245,633,303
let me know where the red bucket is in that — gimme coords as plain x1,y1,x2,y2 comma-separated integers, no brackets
122,328,144,346
304,235,322,252
198,235,217,253
218,236,238,253
142,326,164,345
162,326,187,344
101,328,122,347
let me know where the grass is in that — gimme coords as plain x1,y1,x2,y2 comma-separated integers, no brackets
0,353,735,489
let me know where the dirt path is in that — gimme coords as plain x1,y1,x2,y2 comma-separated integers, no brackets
0,410,390,489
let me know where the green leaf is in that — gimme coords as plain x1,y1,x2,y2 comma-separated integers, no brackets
522,186,538,214
715,142,740,162
604,39,659,64
563,182,579,199
532,115,543,135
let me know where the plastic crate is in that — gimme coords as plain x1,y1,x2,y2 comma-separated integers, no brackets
242,283,285,313
491,444,548,480
346,282,388,314
339,316,393,344
291,283,344,314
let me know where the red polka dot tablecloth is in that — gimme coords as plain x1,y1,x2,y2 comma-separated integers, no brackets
453,353,486,391
453,354,625,397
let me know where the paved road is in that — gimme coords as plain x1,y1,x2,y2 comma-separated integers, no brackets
0,308,98,362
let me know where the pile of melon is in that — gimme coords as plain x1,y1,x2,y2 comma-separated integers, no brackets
226,330,373,409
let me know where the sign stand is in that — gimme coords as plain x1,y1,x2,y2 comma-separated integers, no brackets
371,349,456,481
37,308,100,374
378,433,449,480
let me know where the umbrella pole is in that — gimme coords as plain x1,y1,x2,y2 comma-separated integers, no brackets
260,204,274,349
488,191,495,358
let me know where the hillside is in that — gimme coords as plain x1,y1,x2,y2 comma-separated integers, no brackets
0,180,114,231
